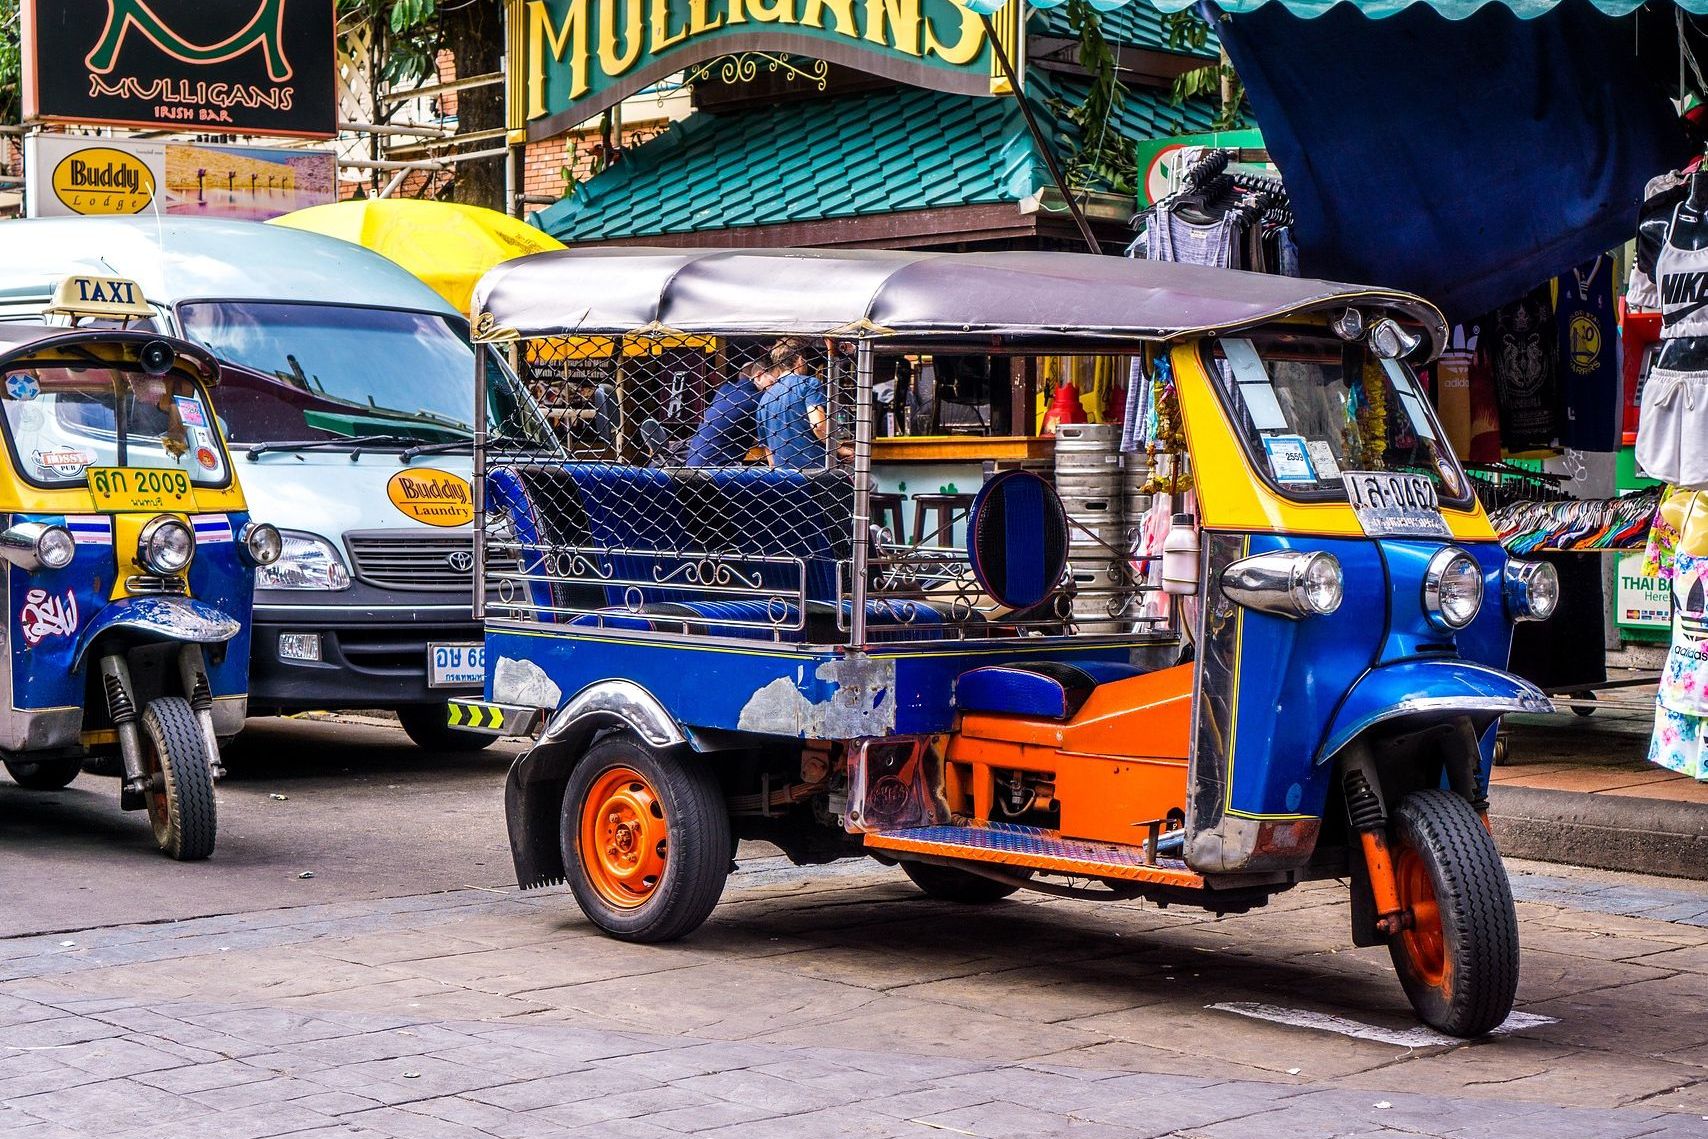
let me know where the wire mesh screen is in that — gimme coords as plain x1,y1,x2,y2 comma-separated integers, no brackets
480,336,1175,648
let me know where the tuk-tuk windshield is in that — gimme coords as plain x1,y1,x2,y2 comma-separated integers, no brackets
0,364,230,488
1204,331,1473,508
177,301,551,448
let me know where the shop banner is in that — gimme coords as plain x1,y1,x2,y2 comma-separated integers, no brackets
1134,129,1265,209
1616,552,1672,635
516,0,1012,141
26,135,336,221
21,0,336,137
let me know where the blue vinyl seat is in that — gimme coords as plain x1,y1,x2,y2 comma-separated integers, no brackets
955,660,1143,719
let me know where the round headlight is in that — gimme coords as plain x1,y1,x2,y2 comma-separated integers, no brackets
1423,547,1484,632
1297,552,1344,615
138,516,194,575
241,521,282,567
1505,559,1560,623
35,525,75,570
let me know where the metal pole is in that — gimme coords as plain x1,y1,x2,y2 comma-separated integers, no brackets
472,340,488,621
849,340,874,651
981,14,1101,255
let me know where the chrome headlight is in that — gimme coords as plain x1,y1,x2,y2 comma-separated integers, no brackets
239,521,283,567
0,522,75,571
1504,559,1560,623
255,531,351,591
1422,547,1484,632
137,516,194,575
1221,550,1344,619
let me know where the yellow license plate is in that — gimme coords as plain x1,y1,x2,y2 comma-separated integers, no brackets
86,467,196,513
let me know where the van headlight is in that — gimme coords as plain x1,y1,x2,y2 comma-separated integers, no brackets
1504,559,1560,622
1423,547,1484,632
256,531,351,591
1220,550,1343,619
137,516,194,575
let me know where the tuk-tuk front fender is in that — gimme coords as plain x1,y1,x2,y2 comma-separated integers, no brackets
1316,659,1552,765
72,596,241,670
506,679,690,890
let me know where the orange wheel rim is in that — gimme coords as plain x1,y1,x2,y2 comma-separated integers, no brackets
579,765,668,909
1395,844,1447,987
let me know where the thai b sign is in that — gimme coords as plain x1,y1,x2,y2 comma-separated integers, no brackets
516,0,1007,140
21,0,336,137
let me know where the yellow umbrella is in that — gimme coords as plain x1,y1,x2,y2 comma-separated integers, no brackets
268,199,563,316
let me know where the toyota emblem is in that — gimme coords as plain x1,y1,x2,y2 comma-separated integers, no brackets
446,550,475,572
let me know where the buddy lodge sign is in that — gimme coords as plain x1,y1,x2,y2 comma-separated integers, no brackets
516,0,1011,139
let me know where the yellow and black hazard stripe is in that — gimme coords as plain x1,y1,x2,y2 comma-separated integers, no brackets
446,699,539,736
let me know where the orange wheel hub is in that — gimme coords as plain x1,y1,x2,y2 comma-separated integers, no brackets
1395,844,1447,987
579,765,668,909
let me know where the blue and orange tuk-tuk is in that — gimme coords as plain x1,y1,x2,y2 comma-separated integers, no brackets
455,249,1558,1036
0,277,280,859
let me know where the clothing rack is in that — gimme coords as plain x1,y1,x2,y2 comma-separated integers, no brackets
1489,487,1663,554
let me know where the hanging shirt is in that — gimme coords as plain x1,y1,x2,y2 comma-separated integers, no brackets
1435,324,1478,460
685,377,761,467
758,371,827,470
1488,284,1562,456
1144,210,1238,269
1557,255,1619,452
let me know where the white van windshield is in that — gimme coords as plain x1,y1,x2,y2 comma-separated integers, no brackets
177,301,546,447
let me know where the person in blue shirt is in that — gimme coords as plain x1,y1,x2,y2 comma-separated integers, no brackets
757,339,830,470
686,361,772,467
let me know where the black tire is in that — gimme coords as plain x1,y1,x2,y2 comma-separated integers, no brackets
902,860,1026,903
397,704,498,752
1386,789,1518,1037
559,734,731,943
3,756,82,790
141,697,218,862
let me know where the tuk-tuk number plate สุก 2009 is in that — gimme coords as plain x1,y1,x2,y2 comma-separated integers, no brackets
1342,470,1451,540
85,467,194,514
429,643,484,689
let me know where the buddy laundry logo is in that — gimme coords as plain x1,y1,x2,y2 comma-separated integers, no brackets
49,147,155,215
387,468,476,528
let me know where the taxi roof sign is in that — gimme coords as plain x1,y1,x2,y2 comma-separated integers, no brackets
45,275,151,322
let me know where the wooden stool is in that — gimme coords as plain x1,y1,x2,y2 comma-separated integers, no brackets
869,492,906,541
911,492,976,547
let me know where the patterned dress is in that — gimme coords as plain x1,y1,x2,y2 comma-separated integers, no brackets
1645,489,1708,779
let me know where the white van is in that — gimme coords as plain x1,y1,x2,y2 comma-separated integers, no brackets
0,217,554,749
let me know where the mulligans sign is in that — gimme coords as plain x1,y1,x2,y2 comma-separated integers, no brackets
21,0,336,137
514,0,1016,139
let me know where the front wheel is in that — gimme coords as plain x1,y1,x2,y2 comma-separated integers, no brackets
3,757,82,790
398,703,498,752
903,860,1026,903
1387,789,1518,1037
560,734,731,943
141,696,218,861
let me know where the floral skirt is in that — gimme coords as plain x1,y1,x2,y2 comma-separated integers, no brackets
1649,703,1708,781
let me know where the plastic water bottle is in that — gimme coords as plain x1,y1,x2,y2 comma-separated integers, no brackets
1162,513,1199,595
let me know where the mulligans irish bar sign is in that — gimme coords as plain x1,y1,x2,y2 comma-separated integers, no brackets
514,0,1015,140
21,0,336,137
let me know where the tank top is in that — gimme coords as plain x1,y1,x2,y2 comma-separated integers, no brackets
1656,203,1708,339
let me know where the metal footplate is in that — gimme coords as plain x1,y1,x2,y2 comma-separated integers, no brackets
446,699,541,737
865,820,1205,888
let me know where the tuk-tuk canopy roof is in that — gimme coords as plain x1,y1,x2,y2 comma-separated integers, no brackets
472,248,1448,356
0,325,221,382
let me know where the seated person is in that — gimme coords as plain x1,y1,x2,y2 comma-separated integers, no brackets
686,361,772,467
758,339,830,470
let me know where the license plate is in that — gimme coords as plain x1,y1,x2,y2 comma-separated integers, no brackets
86,467,195,513
429,642,485,689
1343,470,1451,539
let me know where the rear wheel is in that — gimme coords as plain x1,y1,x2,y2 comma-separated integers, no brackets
1387,789,1518,1037
560,735,730,942
141,696,218,862
398,703,497,752
902,860,1026,904
3,757,82,790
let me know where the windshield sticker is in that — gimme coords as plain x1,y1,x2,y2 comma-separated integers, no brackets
1344,470,1452,539
32,449,94,478
173,395,208,428
20,588,78,647
387,468,475,527
194,446,219,471
1305,440,1342,482
1262,434,1317,484
1220,339,1288,431
5,374,39,401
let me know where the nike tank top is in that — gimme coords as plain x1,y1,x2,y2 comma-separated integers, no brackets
1657,204,1708,338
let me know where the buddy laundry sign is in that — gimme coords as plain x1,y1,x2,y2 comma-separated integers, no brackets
516,0,1006,140
21,0,336,137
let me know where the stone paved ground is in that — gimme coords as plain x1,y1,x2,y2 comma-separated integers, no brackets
8,855,1708,1138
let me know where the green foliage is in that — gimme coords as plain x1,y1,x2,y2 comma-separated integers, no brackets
1047,0,1137,196
0,0,19,125
1161,9,1247,131
338,0,441,87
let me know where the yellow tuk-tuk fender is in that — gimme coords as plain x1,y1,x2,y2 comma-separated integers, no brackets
71,595,241,671
1314,658,1552,766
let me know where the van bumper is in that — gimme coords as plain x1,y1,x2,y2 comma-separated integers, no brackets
249,596,481,713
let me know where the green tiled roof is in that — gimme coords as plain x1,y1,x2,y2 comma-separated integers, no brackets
1029,5,1218,59
533,80,1226,243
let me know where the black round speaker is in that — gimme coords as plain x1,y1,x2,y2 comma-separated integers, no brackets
139,340,177,376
